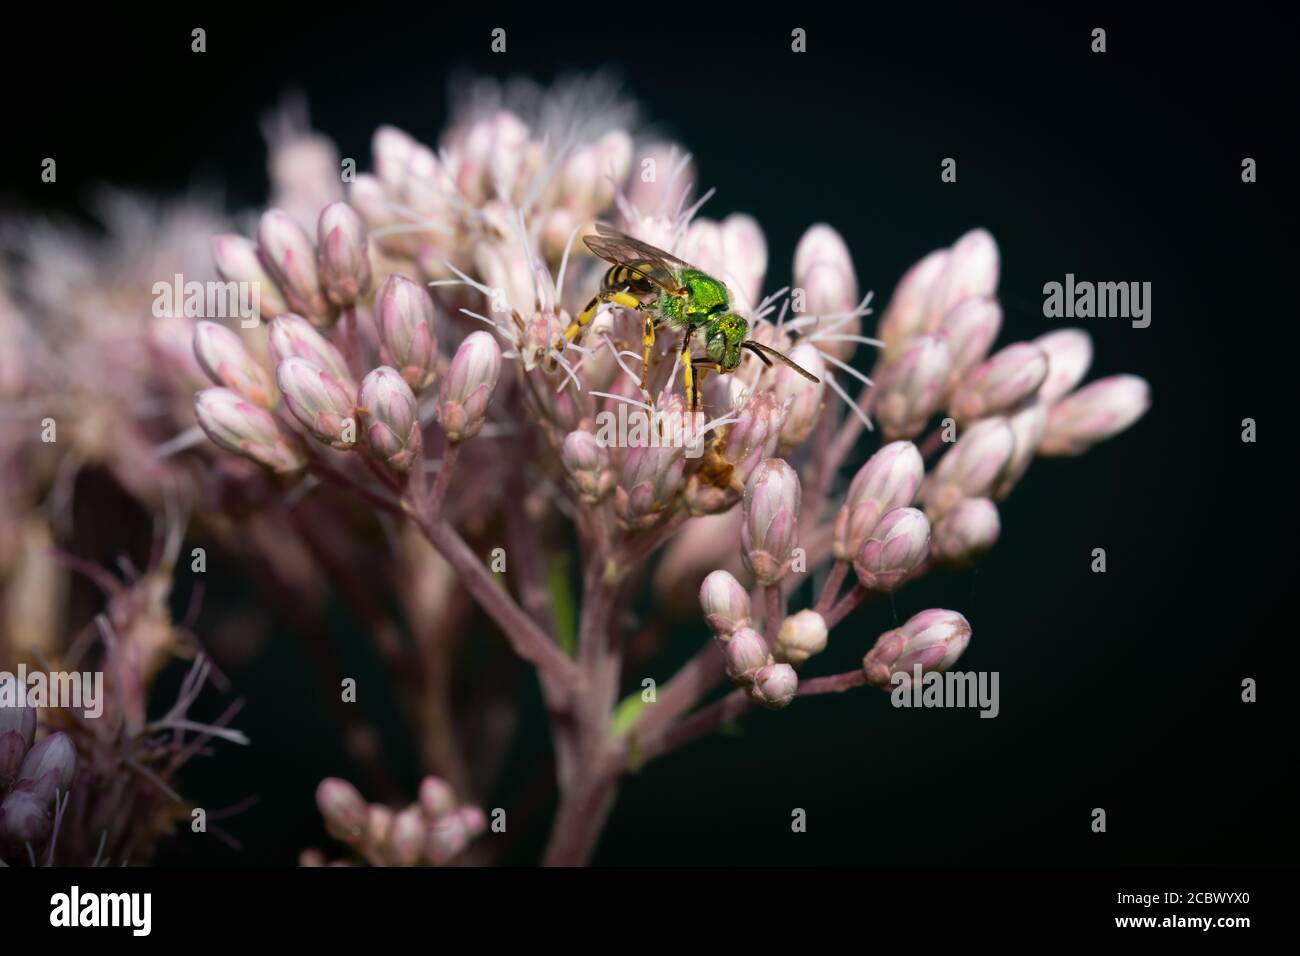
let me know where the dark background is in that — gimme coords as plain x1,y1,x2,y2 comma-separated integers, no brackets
3,3,1296,865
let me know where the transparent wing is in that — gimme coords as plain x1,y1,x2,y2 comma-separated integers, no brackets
584,224,690,294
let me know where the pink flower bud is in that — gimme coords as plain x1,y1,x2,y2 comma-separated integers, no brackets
877,248,949,361
938,297,1002,379
1,703,37,787
13,731,76,802
775,609,828,665
257,208,331,325
700,569,752,639
418,776,456,820
350,174,411,257
455,805,488,838
931,497,1000,567
741,458,801,586
685,393,785,515
926,228,999,323
853,507,930,591
771,342,826,447
268,313,353,385
863,609,972,688
873,334,952,440
719,214,767,309
1038,375,1150,457
949,342,1048,424
0,789,51,844
316,777,367,844
317,202,372,307
724,627,772,684
751,663,798,709
562,430,613,504
993,400,1049,499
376,275,438,392
616,441,685,530
193,321,277,408
358,366,421,471
425,813,471,866
1034,328,1094,404
366,805,394,849
276,357,359,449
832,440,924,561
195,387,306,472
388,806,426,866
437,331,501,442
921,417,1016,520
211,233,289,319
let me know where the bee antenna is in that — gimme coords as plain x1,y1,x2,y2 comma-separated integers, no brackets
741,341,774,367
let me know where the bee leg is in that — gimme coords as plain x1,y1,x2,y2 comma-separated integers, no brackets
680,334,699,412
563,290,643,345
641,314,656,382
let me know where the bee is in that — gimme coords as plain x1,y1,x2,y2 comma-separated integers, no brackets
562,224,820,410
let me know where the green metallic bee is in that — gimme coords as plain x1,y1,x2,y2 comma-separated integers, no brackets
563,224,820,410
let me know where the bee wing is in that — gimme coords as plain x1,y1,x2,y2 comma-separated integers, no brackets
742,340,821,383
585,224,690,294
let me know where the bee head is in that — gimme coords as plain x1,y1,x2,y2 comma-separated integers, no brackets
705,313,749,372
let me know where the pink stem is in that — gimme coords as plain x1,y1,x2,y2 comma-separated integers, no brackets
814,560,849,615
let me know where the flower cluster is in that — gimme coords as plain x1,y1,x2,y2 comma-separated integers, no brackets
2,77,1150,866
304,775,486,867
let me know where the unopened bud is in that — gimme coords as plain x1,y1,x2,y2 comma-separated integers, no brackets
921,417,1015,520
873,334,952,440
211,233,289,319
863,609,971,688
771,342,826,447
926,228,999,322
13,731,76,802
853,507,930,591
774,609,828,665
931,497,1000,567
277,357,358,449
195,387,306,472
358,366,421,471
1038,375,1150,457
741,458,801,586
438,331,501,442
418,776,456,820
316,777,367,844
257,208,331,324
562,430,613,504
317,202,372,307
750,663,798,709
268,313,353,385
193,321,277,408
0,702,37,787
1034,328,1093,405
388,806,426,867
938,297,1002,379
949,342,1048,423
832,440,924,560
724,627,772,684
700,569,752,639
376,275,438,392
877,248,949,362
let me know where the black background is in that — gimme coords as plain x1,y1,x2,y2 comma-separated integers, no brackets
3,3,1296,865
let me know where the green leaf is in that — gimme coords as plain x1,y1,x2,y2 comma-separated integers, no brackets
546,556,577,656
